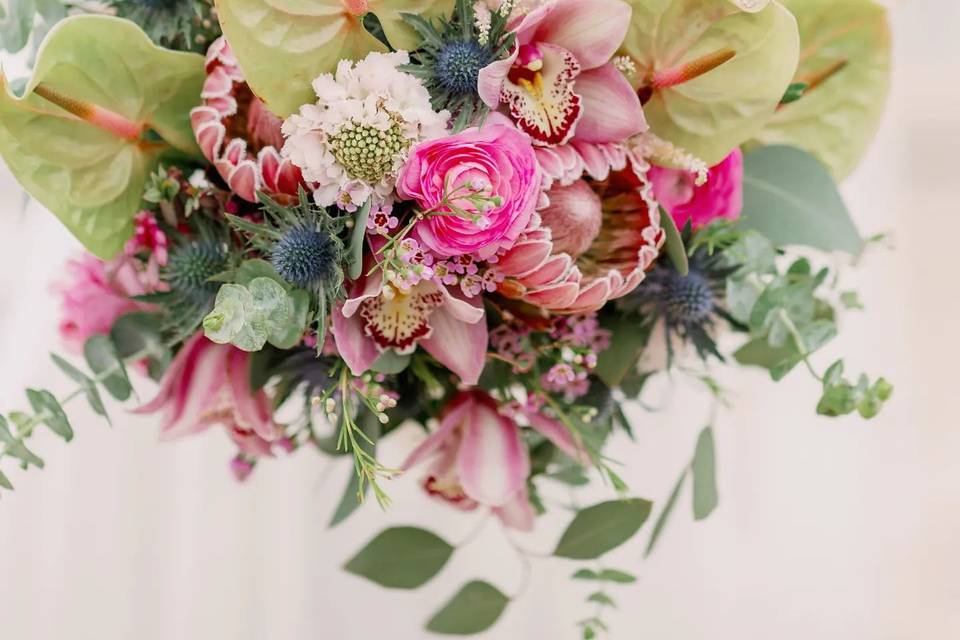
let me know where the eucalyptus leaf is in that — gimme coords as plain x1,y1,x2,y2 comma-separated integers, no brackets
344,526,454,589
83,334,132,401
110,312,171,380
51,354,110,423
691,427,719,520
0,15,205,258
622,0,800,165
644,468,686,557
751,0,892,178
26,388,73,442
214,0,453,118
425,581,509,635
554,499,653,560
0,468,12,490
739,145,861,254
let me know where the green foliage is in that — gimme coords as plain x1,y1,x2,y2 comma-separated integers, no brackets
752,0,892,178
554,499,652,560
84,334,132,401
817,361,893,419
691,427,719,520
622,0,800,165
739,145,862,254
26,388,73,442
344,526,454,589
660,207,689,276
51,354,109,423
594,315,652,388
0,0,66,55
0,15,205,258
572,568,637,584
112,0,222,53
203,277,306,352
425,581,510,635
110,312,172,381
347,199,371,280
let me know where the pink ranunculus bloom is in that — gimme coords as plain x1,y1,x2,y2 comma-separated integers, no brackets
649,148,744,230
54,253,160,352
402,391,588,531
396,116,541,260
133,333,282,467
332,271,488,385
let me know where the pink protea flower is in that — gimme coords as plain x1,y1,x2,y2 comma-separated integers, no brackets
496,168,664,313
332,271,488,385
397,116,541,260
649,149,744,229
403,390,587,531
133,333,282,464
190,37,304,203
54,253,162,352
478,0,647,188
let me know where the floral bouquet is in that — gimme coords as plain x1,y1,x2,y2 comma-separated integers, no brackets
0,0,893,635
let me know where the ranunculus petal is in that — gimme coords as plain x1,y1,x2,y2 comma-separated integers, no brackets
573,64,647,144
456,395,530,507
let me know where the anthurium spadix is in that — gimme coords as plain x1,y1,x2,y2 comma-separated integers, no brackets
214,0,454,118
620,0,800,166
0,15,205,259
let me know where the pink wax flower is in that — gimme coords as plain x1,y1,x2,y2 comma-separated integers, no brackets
54,252,161,352
649,149,744,230
403,390,589,531
133,333,282,467
396,116,541,260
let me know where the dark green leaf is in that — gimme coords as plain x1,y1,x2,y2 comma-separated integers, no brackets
425,581,509,635
691,427,719,521
587,592,617,608
371,349,411,375
554,499,652,560
84,335,132,401
348,199,371,280
595,315,651,388
26,388,73,442
572,569,599,580
644,468,686,557
0,468,12,490
110,312,171,378
51,354,109,424
739,145,861,254
598,569,637,584
344,527,453,589
329,465,368,528
660,207,689,276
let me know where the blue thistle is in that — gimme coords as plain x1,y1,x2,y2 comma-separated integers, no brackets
435,41,492,96
658,270,716,327
271,227,339,289
165,240,229,303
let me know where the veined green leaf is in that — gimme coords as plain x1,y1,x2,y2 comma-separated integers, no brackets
554,499,652,560
344,526,454,589
660,207,689,276
84,334,132,401
425,581,509,635
51,353,110,424
26,388,73,442
0,15,205,258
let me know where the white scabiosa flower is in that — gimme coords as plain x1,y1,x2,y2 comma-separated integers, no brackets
281,51,450,211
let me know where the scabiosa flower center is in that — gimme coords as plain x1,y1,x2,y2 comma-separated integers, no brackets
330,118,410,184
661,270,715,326
166,240,228,302
435,40,492,96
271,227,338,289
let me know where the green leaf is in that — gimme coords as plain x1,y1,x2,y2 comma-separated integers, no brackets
84,334,132,401
344,526,454,589
691,427,719,520
554,499,653,560
622,0,800,165
739,145,861,254
110,312,171,380
51,353,109,423
26,388,73,442
348,198,371,280
734,338,796,369
660,206,689,276
572,569,599,580
0,468,12,490
0,15,205,258
371,349,412,375
204,278,303,352
215,0,454,118
0,0,35,53
644,468,686,557
330,411,379,527
587,592,617,608
595,315,651,388
584,569,638,584
0,417,44,469
751,0,891,178
425,581,509,635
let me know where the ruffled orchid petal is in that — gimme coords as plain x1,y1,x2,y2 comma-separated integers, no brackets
573,64,647,144
502,43,583,147
456,394,530,507
420,294,488,386
342,271,384,318
226,348,278,442
157,336,229,441
332,302,382,377
401,396,474,471
478,56,516,108
530,0,632,70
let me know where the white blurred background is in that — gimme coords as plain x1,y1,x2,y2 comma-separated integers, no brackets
1,3,958,638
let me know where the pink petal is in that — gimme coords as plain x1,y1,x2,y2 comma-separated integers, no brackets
332,303,381,377
527,411,590,464
227,348,278,442
420,299,488,386
228,160,258,202
573,64,647,144
159,337,229,440
478,56,515,108
401,397,473,470
342,271,384,318
497,240,553,277
438,286,485,325
456,395,530,507
493,485,537,532
532,0,631,70
524,281,580,309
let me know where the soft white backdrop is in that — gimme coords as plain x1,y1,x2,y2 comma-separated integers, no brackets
1,3,958,639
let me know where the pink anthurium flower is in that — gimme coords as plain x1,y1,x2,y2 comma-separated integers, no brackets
478,0,646,150
133,333,282,462
402,391,588,531
332,270,488,385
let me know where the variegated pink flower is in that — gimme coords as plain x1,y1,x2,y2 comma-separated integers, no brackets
649,148,744,230
133,333,282,464
478,0,647,187
332,272,488,385
496,166,664,313
190,37,304,203
403,391,587,531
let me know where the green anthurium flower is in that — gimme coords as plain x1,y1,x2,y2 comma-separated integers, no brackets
750,0,892,179
621,0,799,166
0,15,205,259
214,0,454,118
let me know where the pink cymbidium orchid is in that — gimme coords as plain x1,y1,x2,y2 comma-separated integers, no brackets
133,333,282,463
332,271,488,385
478,0,647,185
402,391,588,531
